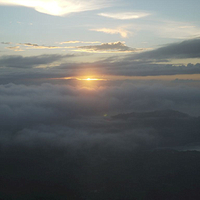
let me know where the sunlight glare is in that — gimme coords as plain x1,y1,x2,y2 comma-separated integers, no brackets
77,77,105,81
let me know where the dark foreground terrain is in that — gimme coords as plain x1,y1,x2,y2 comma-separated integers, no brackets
1,149,200,200
1,110,200,200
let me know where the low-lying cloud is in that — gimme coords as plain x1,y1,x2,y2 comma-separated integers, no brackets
1,79,200,199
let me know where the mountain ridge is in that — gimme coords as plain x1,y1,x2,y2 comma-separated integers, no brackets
111,109,191,120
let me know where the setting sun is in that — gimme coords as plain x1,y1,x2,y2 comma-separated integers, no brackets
86,78,97,81
76,77,106,81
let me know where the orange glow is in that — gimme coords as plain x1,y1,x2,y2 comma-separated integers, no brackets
47,74,200,82
76,77,106,81
82,78,100,81
49,76,107,81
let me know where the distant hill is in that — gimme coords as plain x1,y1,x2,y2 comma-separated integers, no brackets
112,109,190,120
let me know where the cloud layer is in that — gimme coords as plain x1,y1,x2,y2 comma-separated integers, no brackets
1,82,200,200
1,38,200,82
1,60,200,199
0,54,68,68
132,38,200,60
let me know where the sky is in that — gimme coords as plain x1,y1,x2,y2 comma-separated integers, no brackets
1,0,200,81
1,1,200,199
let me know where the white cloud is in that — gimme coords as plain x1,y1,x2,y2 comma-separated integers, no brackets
0,0,110,16
98,12,150,20
91,28,131,38
60,41,101,44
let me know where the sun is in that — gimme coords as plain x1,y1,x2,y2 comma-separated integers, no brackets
79,77,100,81
86,78,96,81
65,76,107,81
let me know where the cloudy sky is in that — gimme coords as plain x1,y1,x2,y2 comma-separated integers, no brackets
1,0,200,81
1,1,200,199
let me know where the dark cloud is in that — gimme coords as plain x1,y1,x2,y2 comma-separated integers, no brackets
1,82,200,199
132,38,200,60
0,54,71,68
55,58,200,78
1,56,200,85
100,61,200,76
1,82,200,134
1,42,12,45
77,41,141,52
22,43,44,47
2,38,200,80
19,42,62,49
111,109,200,147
